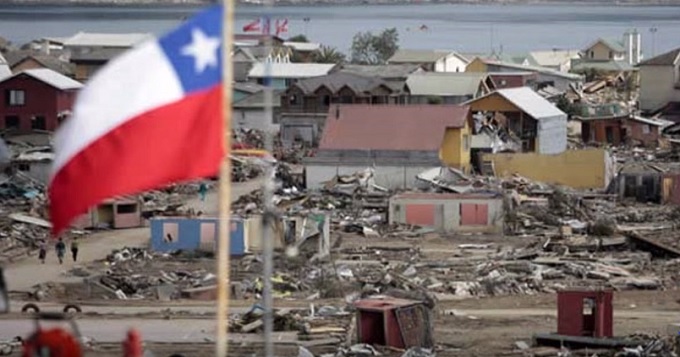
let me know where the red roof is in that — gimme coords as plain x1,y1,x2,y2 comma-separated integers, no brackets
319,104,469,151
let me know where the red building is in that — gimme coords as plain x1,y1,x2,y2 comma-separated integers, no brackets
0,68,82,134
489,72,538,89
578,115,668,147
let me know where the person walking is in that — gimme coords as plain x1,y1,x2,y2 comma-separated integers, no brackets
38,240,47,264
70,237,79,262
55,238,66,264
198,182,207,202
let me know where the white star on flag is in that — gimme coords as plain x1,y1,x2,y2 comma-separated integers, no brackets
181,28,221,73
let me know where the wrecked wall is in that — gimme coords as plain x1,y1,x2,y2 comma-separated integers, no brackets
482,148,613,189
389,193,504,233
150,217,246,255
440,125,471,172
306,164,438,190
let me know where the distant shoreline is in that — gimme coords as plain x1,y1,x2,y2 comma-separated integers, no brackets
3,0,680,6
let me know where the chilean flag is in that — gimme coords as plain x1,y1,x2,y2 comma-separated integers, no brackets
49,5,224,235
242,18,261,33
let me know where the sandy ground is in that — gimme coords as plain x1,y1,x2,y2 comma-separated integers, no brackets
4,179,262,292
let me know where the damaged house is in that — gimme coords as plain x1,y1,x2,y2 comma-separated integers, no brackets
389,192,504,233
576,114,670,147
304,104,472,189
465,87,568,155
608,162,680,205
466,57,584,92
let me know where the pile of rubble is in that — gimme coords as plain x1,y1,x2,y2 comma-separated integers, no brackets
0,172,56,261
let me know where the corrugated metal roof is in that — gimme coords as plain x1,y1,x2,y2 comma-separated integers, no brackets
70,47,127,62
319,104,469,151
234,82,265,94
571,60,635,72
2,68,83,90
0,53,10,79
233,89,283,109
388,49,453,63
483,59,584,81
637,47,680,66
340,64,422,79
63,32,153,47
248,62,336,78
529,50,580,67
284,41,321,52
470,87,566,120
405,72,486,96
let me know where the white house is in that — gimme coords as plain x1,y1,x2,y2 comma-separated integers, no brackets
388,49,469,73
637,47,680,113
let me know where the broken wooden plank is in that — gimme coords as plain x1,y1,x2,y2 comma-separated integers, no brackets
9,214,51,228
626,231,680,258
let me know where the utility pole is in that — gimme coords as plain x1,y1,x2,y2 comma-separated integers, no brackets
649,26,658,57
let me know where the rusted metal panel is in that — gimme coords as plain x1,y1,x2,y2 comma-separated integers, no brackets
355,297,427,349
405,204,435,226
557,290,613,338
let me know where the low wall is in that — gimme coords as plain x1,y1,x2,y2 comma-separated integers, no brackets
482,148,613,189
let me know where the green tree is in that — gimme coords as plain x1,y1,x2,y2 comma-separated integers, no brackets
555,95,578,118
350,28,399,65
313,45,346,64
287,34,309,43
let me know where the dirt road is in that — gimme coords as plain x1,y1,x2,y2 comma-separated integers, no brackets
4,179,262,291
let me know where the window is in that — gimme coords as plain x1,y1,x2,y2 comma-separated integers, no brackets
319,95,330,107
5,90,25,106
4,116,19,129
31,115,46,130
116,203,137,214
288,94,299,105
339,95,353,104
589,51,594,59
642,124,651,134
463,134,470,151
17,163,30,172
609,51,613,59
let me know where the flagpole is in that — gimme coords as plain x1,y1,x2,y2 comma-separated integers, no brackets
216,0,235,355
262,14,275,357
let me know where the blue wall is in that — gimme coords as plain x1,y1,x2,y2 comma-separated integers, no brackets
150,217,245,255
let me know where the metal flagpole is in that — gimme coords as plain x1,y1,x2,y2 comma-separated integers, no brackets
262,12,275,357
216,0,235,355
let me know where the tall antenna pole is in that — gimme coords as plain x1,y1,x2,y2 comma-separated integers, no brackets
216,0,235,355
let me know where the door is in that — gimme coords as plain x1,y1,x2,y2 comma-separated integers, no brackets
581,122,591,143
31,115,46,130
582,298,596,337
4,116,18,130
605,126,614,144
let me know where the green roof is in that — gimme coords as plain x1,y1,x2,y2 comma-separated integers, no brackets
571,60,636,72
586,38,625,53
